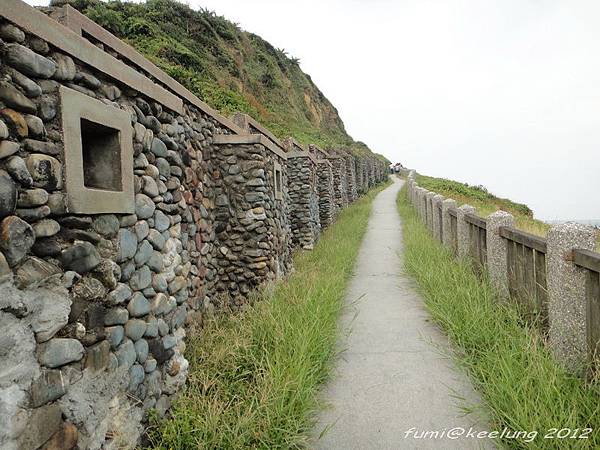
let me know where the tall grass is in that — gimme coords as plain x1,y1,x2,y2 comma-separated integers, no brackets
397,186,600,449
147,182,390,449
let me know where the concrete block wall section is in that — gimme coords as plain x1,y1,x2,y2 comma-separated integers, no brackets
0,3,389,448
405,170,600,376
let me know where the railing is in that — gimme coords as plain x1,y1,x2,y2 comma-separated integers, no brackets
500,226,548,325
406,172,600,374
573,249,600,364
465,213,487,273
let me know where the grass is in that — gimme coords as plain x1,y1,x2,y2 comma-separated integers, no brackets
396,185,600,449
415,174,550,237
147,181,390,449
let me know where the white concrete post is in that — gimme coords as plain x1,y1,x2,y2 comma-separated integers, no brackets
547,222,596,373
441,198,457,250
486,211,515,300
456,204,476,259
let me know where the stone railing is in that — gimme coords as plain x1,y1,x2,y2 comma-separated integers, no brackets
0,1,389,449
405,171,600,377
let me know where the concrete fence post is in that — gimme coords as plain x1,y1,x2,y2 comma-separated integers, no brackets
456,204,476,259
441,198,457,249
416,188,423,219
486,211,515,300
547,222,596,373
419,189,426,222
432,194,444,242
426,192,435,232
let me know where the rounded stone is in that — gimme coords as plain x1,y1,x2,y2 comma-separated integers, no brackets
117,229,137,262
25,154,62,191
106,325,124,349
129,364,145,390
134,240,153,267
141,175,159,198
127,292,151,317
0,215,34,266
144,318,159,338
144,358,157,373
135,193,155,219
0,24,25,43
129,266,152,291
104,307,129,326
6,156,33,187
0,170,17,218
24,115,45,138
125,319,147,341
92,215,120,237
17,188,48,208
1,108,28,138
0,82,36,114
116,339,136,367
150,137,168,157
38,338,84,368
151,274,168,293
0,141,20,159
135,220,149,241
50,53,76,81
134,339,149,363
32,219,60,238
5,43,56,78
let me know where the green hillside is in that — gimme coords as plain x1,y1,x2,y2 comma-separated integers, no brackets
60,0,388,161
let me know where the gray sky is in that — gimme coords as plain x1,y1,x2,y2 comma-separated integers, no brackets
25,0,600,221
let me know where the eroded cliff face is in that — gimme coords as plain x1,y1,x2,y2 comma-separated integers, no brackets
68,0,381,156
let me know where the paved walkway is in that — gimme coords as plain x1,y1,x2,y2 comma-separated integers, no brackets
313,177,493,450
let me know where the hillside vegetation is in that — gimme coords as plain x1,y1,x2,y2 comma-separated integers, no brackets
63,0,387,160
415,173,550,237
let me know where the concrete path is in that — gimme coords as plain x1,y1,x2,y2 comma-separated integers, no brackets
313,177,493,450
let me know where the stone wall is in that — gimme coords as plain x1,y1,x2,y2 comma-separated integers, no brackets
284,139,320,250
0,2,389,449
344,154,358,203
328,153,348,209
0,7,225,449
206,136,292,307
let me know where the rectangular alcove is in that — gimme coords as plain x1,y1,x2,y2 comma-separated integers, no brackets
274,161,283,200
60,86,134,214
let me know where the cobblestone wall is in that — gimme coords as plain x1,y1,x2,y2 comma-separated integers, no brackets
0,12,228,450
206,139,292,307
0,3,388,449
328,153,348,209
344,154,358,203
284,139,320,249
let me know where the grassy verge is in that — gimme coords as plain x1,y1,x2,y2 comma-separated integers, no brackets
396,186,600,449
147,181,390,449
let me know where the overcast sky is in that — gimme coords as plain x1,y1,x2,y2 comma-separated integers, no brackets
26,0,600,221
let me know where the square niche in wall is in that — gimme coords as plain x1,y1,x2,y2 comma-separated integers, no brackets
60,86,134,214
274,161,283,200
